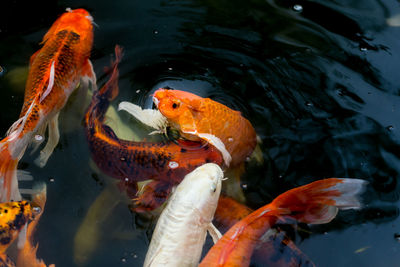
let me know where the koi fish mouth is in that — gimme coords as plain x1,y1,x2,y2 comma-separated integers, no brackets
65,7,96,27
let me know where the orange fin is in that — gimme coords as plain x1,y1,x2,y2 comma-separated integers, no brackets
271,178,367,224
133,180,172,212
0,140,21,202
80,59,97,91
29,50,41,67
16,184,52,267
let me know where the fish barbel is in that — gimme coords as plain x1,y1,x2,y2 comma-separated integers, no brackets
0,8,96,202
144,163,223,267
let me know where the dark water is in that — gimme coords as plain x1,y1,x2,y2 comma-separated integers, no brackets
1,0,400,266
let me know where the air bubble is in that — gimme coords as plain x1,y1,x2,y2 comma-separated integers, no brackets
394,233,400,241
168,67,173,71
136,90,141,93
293,4,303,12
49,177,55,182
168,161,179,169
360,47,368,52
305,101,313,107
120,157,126,161
34,135,43,141
121,257,127,263
153,30,159,34
386,125,394,131
125,177,129,182
241,183,248,189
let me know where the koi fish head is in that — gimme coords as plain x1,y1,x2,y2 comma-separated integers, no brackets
42,8,94,44
153,89,202,125
0,201,34,251
173,163,223,220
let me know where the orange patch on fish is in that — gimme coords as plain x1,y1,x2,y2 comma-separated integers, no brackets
153,89,257,167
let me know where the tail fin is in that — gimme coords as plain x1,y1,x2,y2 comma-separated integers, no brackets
17,183,53,267
85,45,123,129
99,45,123,101
0,138,22,202
271,178,367,224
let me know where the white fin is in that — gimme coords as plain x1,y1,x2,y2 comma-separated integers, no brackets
118,102,168,133
17,223,28,249
17,170,33,181
328,178,368,210
207,223,222,244
35,113,59,168
40,60,55,103
197,133,232,167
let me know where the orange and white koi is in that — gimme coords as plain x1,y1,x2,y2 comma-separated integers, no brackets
200,178,367,266
0,8,96,201
152,89,257,168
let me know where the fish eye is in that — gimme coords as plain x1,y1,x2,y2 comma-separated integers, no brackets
172,102,179,109
211,183,217,193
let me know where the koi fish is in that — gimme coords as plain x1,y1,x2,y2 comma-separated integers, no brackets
200,178,367,267
0,199,36,266
152,89,257,167
17,184,54,267
143,163,223,267
0,8,96,202
214,195,315,267
84,46,223,211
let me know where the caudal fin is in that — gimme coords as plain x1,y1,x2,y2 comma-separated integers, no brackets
271,178,367,224
0,139,22,202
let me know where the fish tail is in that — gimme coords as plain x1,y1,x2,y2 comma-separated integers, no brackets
17,183,50,267
99,45,123,101
85,45,123,128
271,178,367,224
0,138,22,202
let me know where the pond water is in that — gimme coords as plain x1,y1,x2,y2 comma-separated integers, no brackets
1,0,400,266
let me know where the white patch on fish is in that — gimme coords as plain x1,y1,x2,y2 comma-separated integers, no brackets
144,163,223,267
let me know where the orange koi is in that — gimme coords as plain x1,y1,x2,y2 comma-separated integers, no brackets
153,89,257,167
214,195,315,267
0,8,96,201
85,46,223,211
200,178,367,266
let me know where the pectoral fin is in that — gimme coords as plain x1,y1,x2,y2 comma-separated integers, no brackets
118,101,168,134
207,223,222,244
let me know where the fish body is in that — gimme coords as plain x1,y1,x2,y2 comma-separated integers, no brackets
214,195,315,267
0,8,95,201
153,89,257,167
143,163,223,267
200,178,367,266
85,47,223,211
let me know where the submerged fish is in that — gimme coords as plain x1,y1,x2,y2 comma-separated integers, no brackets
152,89,257,167
214,195,315,267
200,178,367,266
144,163,223,267
0,8,96,202
17,184,54,267
84,46,223,211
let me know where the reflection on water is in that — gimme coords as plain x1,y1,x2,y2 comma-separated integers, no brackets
1,0,400,266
